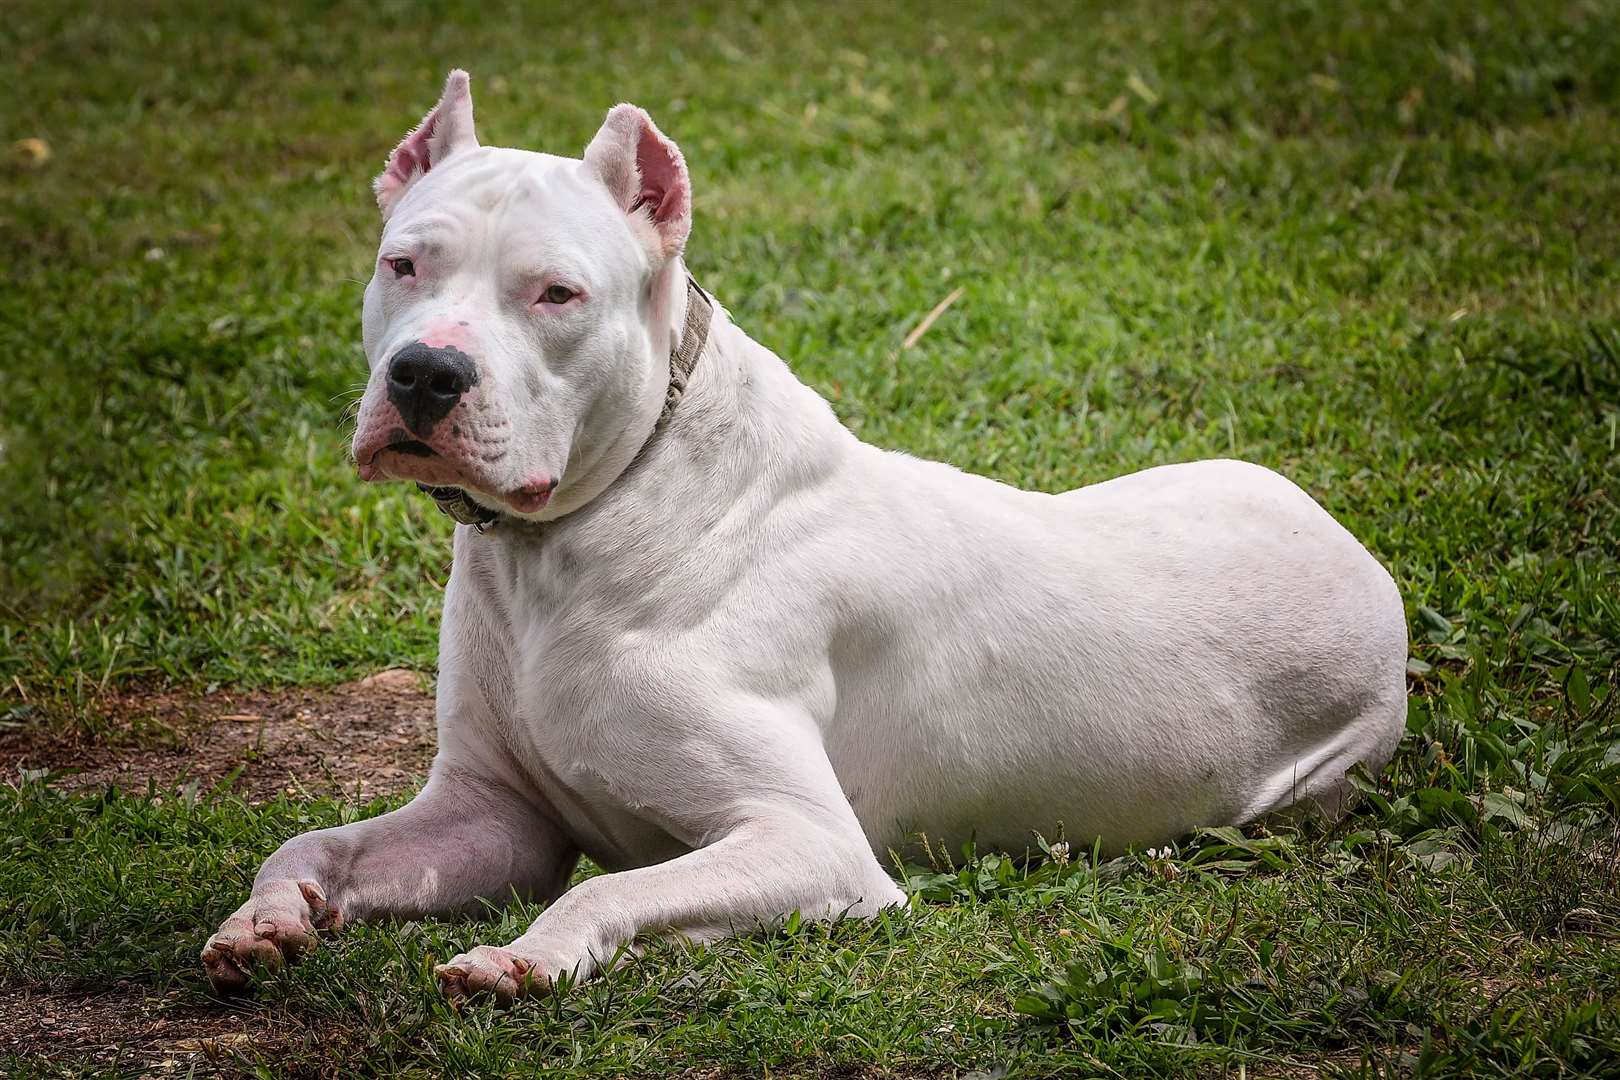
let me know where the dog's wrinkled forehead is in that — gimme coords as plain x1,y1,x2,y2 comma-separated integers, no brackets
383,148,641,278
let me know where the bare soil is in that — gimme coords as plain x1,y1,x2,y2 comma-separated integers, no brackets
0,669,436,802
0,982,382,1077
0,984,268,1075
0,981,941,1077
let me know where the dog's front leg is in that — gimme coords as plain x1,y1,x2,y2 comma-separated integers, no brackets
436,812,903,1002
202,766,577,993
435,716,905,1003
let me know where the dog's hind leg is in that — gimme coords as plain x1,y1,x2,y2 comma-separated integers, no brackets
201,765,576,994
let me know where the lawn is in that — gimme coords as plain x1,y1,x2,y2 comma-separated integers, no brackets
3,0,1619,1076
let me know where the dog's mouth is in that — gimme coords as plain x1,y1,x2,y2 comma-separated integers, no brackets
360,436,555,514
385,439,437,458
359,435,470,487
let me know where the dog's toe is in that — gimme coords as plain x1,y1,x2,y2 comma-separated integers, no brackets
201,932,253,994
436,945,547,1005
201,880,339,995
201,918,286,994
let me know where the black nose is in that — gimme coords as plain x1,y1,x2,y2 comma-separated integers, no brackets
387,342,477,437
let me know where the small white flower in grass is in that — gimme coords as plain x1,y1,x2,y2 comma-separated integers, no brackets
1049,840,1070,866
1143,845,1181,880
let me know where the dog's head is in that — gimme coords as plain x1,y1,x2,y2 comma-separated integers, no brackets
352,70,693,518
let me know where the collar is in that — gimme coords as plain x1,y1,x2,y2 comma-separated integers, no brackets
418,274,714,532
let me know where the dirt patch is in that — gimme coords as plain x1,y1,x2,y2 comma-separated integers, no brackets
0,670,435,802
0,984,275,1074
1253,1050,1387,1079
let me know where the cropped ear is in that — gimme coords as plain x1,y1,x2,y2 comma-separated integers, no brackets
583,104,691,259
374,69,478,218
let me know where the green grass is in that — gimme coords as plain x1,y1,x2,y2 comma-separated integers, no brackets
3,0,1619,1075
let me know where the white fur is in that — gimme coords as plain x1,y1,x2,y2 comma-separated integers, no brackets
204,81,1408,1001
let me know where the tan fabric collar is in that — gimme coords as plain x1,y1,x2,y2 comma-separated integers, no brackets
419,275,713,531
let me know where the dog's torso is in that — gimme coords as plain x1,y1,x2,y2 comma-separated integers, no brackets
433,311,1408,866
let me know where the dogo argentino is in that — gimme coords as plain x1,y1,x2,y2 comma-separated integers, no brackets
203,71,1408,1002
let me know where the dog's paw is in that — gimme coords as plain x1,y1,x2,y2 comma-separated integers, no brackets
435,944,551,1006
201,879,342,994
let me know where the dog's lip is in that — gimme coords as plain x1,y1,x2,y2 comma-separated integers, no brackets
359,435,440,468
354,437,557,514
364,434,443,466
385,439,437,458
503,477,559,514
359,440,466,486
359,443,556,513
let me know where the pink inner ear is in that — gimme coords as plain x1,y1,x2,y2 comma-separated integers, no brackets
635,125,688,227
381,112,440,196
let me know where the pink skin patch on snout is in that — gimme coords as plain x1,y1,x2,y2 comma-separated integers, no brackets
417,319,478,352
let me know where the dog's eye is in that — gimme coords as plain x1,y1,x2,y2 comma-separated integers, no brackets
539,284,576,305
388,257,416,278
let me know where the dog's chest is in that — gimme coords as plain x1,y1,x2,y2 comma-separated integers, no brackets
492,559,696,870
501,684,693,870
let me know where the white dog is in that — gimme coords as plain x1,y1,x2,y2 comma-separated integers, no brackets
203,71,1407,1002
